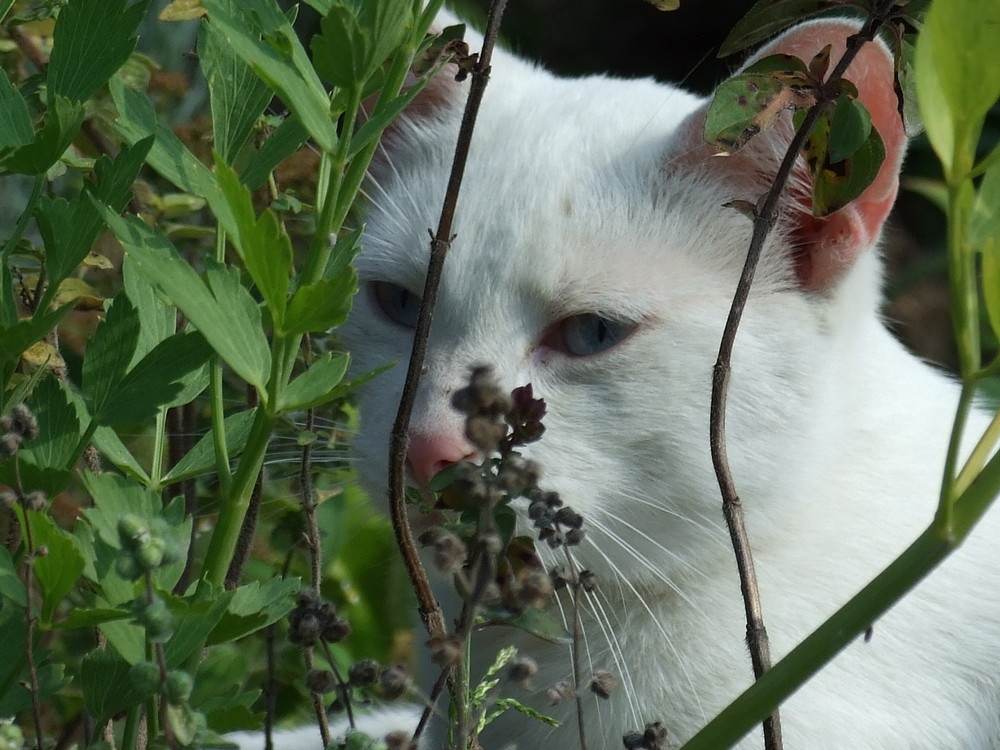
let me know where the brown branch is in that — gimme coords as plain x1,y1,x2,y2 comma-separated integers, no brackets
709,8,891,750
387,0,509,662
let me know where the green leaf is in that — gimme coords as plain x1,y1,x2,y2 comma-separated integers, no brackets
810,114,885,217
311,5,366,88
2,377,82,496
95,330,213,424
97,208,272,391
0,303,74,367
82,649,143,727
277,352,350,412
0,70,33,153
205,577,297,645
0,546,26,607
82,293,140,417
972,161,1000,341
198,14,273,163
161,408,257,484
703,70,815,154
162,586,234,666
4,96,85,175
719,0,844,57
52,607,132,630
915,0,1000,176
27,510,86,622
124,253,177,359
200,0,336,151
214,156,292,320
239,113,309,190
38,137,152,298
828,92,872,164
48,0,150,103
285,270,358,336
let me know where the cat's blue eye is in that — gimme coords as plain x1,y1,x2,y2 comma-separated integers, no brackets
371,281,421,328
548,313,637,357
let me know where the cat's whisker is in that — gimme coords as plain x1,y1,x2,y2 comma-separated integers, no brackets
582,586,644,727
574,533,708,722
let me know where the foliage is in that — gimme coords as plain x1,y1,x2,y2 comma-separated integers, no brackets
0,0,443,745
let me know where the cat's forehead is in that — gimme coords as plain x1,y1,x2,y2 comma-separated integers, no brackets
358,64,753,322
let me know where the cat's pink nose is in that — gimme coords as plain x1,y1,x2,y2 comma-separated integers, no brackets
406,430,476,488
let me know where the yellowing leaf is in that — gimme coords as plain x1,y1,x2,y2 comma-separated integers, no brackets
159,0,205,21
81,251,114,270
23,341,66,370
54,278,104,310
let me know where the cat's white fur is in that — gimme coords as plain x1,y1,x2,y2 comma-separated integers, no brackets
235,11,1000,750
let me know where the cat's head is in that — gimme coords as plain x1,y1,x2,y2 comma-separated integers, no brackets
339,15,906,586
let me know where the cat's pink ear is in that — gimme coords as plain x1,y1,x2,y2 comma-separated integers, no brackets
678,20,906,290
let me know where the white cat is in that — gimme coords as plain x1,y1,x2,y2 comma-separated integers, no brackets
239,11,1000,750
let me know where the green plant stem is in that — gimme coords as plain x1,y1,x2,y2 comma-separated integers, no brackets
199,403,274,589
955,405,1000,497
149,407,168,488
210,358,232,494
946,180,980,375
121,703,141,750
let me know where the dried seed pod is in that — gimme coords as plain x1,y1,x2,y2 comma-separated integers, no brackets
554,506,584,529
305,668,336,693
379,664,411,699
547,680,576,705
590,670,617,699
427,633,463,668
622,731,646,749
348,658,380,687
508,656,538,688
643,721,670,750
565,528,586,546
321,615,352,643
432,532,467,573
24,490,46,512
10,404,38,439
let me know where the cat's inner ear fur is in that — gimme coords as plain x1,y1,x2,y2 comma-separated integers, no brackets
675,20,906,291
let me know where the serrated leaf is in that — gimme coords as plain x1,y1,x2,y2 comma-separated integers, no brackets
915,0,1000,176
200,0,336,151
284,270,357,335
4,96,85,175
48,0,150,103
719,0,844,57
214,156,291,320
96,330,213,424
205,577,297,644
199,14,272,163
124,254,176,359
0,70,33,152
38,137,153,302
82,649,142,727
97,208,271,391
162,586,233,667
22,376,80,473
161,408,257,484
27,510,86,622
82,293,140,417
311,5,367,88
277,352,349,412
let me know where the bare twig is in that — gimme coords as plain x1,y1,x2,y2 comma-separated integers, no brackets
710,8,892,750
386,0,509,676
